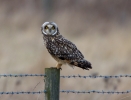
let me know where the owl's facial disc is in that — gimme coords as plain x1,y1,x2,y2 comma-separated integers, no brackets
41,22,58,35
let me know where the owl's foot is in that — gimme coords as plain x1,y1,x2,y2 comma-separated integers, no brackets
57,67,62,70
56,63,62,70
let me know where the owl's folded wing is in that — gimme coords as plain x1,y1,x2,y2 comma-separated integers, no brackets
53,37,84,61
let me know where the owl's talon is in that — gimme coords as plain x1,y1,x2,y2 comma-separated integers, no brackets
60,68,62,70
56,63,62,70
56,67,62,70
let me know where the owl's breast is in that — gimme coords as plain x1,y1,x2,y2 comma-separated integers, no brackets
44,37,58,54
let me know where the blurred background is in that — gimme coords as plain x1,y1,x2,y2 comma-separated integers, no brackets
0,0,131,100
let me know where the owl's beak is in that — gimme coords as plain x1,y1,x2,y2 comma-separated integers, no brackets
49,29,52,32
46,28,52,35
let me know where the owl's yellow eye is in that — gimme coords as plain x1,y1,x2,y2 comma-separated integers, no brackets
52,26,55,30
44,26,48,29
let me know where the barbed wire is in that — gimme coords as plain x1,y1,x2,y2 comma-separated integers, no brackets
0,74,131,96
60,90,131,94
0,90,130,95
0,91,46,95
0,74,131,78
60,74,131,79
0,74,46,77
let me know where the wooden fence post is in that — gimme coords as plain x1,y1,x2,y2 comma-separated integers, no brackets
45,68,60,100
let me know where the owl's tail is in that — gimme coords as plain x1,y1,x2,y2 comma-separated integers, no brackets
70,59,92,70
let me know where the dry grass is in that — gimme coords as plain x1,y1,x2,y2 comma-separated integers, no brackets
0,1,131,100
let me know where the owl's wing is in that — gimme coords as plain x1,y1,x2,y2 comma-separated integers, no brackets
53,36,84,61
46,35,92,70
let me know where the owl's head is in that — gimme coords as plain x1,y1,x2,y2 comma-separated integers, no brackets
41,22,58,36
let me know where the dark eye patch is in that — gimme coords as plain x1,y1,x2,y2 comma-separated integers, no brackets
44,26,48,29
52,26,55,30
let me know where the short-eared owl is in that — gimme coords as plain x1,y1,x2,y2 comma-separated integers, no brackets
41,22,92,70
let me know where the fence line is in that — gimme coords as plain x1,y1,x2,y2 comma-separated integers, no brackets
0,74,46,77
0,71,131,99
0,74,131,78
0,91,46,95
0,90,131,95
60,90,131,94
60,74,131,78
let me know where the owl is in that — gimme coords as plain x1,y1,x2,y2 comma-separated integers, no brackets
41,22,92,70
